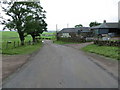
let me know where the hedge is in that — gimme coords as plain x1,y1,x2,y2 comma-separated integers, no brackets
94,40,120,47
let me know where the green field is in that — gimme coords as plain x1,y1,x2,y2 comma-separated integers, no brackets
1,31,42,55
81,44,119,60
2,31,32,42
41,31,56,40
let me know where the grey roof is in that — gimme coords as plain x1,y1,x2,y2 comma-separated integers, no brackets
91,23,119,29
59,27,91,33
80,27,91,32
59,28,79,33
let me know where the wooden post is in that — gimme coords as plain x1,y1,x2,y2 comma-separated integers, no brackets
14,41,16,48
18,41,19,47
6,42,8,49
24,41,25,46
28,40,31,45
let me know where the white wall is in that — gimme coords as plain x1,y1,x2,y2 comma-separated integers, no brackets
61,33,71,38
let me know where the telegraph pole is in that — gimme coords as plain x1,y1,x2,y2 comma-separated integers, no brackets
56,24,58,40
56,24,58,32
67,23,69,28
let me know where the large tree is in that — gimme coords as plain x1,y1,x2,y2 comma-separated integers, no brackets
89,21,101,27
0,1,47,45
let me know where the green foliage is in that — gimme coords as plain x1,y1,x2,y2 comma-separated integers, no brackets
81,44,119,60
89,21,101,27
24,5,47,37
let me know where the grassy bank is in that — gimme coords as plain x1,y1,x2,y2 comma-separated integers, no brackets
54,40,81,44
1,31,42,55
81,44,119,60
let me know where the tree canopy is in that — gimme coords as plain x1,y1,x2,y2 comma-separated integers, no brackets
24,15,47,42
89,21,101,27
75,24,83,28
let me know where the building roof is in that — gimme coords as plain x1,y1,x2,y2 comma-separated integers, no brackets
91,22,119,29
80,27,91,32
59,27,91,33
59,28,79,33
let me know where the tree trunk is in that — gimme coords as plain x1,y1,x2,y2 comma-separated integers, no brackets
31,34,36,43
18,32,25,45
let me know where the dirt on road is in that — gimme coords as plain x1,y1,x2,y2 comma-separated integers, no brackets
64,42,93,49
2,55,30,80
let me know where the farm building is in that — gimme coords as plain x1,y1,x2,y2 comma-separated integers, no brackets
91,20,120,40
58,27,92,38
78,27,93,37
58,28,79,38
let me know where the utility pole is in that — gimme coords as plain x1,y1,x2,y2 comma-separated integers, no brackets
67,23,69,28
56,24,58,32
56,24,59,40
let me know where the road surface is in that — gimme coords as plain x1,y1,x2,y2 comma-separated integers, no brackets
3,40,118,88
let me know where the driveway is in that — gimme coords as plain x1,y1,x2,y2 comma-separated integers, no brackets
3,40,118,88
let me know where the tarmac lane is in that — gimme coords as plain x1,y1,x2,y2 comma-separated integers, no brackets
2,40,118,88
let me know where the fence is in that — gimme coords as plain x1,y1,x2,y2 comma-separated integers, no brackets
3,40,40,49
94,40,120,47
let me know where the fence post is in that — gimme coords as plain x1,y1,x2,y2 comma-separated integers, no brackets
28,40,31,45
13,41,16,48
18,41,19,47
6,42,8,49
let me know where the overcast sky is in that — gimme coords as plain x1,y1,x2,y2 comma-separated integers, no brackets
41,0,119,31
0,0,119,31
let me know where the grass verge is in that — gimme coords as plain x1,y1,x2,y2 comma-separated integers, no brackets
54,40,81,45
2,42,42,55
81,44,119,60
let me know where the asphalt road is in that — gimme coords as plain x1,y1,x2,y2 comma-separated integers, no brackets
3,40,118,88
